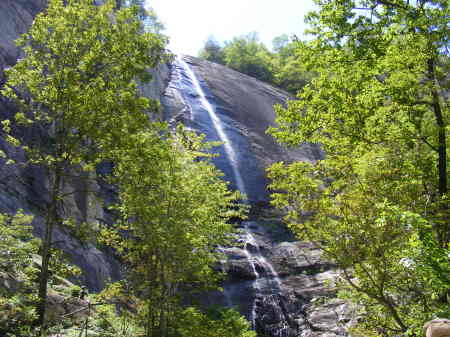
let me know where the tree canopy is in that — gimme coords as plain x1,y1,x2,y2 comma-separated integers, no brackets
268,0,449,336
1,0,167,332
100,126,247,337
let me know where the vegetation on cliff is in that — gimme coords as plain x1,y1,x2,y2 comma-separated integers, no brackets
268,0,449,336
198,33,314,95
0,0,253,336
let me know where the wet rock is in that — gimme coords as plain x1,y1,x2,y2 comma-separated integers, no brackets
222,247,248,260
0,0,47,81
227,259,258,280
162,57,349,337
162,56,323,203
216,217,351,337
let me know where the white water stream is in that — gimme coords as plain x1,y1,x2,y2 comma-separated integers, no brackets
176,56,246,194
175,55,284,331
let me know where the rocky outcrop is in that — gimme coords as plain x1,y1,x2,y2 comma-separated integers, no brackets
181,56,324,166
217,212,354,337
423,319,450,337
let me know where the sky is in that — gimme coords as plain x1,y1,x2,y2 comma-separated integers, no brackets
147,0,316,56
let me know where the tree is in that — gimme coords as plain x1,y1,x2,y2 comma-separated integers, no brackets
198,36,226,65
1,0,166,333
222,33,274,83
198,33,274,82
119,0,166,34
198,33,314,94
0,211,38,336
272,34,291,54
271,37,315,94
268,0,449,335
178,307,256,337
100,126,247,337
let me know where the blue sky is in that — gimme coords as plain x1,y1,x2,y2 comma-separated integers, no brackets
148,0,316,56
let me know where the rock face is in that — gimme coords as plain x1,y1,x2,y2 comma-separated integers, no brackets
0,0,121,291
0,2,348,336
161,55,350,337
0,0,47,82
0,0,171,292
163,56,323,201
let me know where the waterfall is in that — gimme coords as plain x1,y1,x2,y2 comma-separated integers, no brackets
172,55,287,335
175,56,246,194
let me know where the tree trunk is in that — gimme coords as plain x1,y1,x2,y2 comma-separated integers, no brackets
428,57,448,246
159,261,168,337
37,165,62,335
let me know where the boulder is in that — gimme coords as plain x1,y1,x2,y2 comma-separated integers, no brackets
424,319,450,337
45,290,91,324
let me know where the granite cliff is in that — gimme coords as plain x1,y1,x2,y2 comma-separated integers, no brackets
161,55,351,337
0,2,351,336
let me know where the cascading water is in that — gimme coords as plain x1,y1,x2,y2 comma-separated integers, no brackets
175,56,246,193
169,55,292,337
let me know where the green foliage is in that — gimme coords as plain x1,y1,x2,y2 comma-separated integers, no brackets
178,307,256,337
1,0,251,335
0,211,38,275
120,0,166,35
198,33,273,83
1,0,168,330
270,38,315,95
199,36,226,65
99,125,247,336
3,0,166,166
268,0,449,335
198,33,313,94
222,33,275,83
0,212,38,336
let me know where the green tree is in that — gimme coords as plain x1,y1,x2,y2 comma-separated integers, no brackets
0,211,82,336
101,126,246,337
272,34,291,54
0,211,39,336
1,0,166,333
119,0,166,34
178,307,256,337
198,33,313,93
222,33,274,83
268,0,449,335
271,37,315,94
198,36,226,65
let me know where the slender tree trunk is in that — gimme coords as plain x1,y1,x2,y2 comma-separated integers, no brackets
149,295,155,337
147,251,159,337
159,261,168,337
37,165,62,335
428,58,448,197
428,57,448,246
